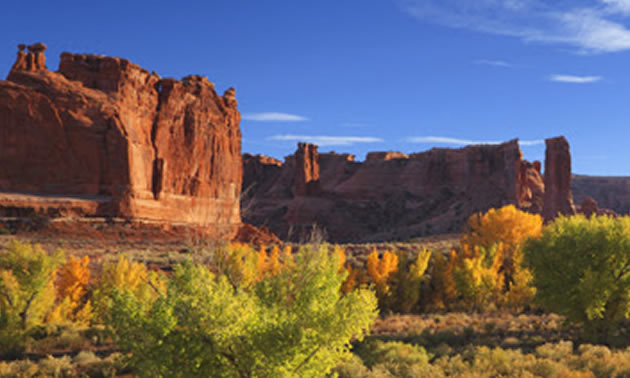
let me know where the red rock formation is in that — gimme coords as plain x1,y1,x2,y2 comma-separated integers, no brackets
233,223,281,247
243,140,545,242
10,43,47,72
292,143,321,196
0,43,242,237
572,175,630,215
518,160,544,212
575,196,617,218
543,137,576,221
579,197,599,218
366,151,409,161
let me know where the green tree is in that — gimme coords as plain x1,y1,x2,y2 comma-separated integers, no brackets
0,241,64,330
106,244,378,377
524,215,630,341
0,241,64,357
381,249,432,313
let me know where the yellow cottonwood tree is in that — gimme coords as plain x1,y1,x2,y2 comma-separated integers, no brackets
458,205,542,309
366,249,399,311
47,256,92,326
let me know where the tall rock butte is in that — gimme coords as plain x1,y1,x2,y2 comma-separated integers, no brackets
0,43,242,236
543,137,576,220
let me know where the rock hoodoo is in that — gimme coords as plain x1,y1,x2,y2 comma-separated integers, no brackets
243,139,551,242
543,137,576,221
10,42,47,72
293,143,321,197
0,43,242,237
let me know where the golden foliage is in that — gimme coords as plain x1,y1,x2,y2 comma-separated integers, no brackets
47,256,92,326
427,250,458,311
335,245,346,274
92,256,164,321
461,204,543,252
256,245,268,281
341,265,359,294
267,246,282,277
366,249,398,286
410,248,432,281
453,243,506,311
455,205,541,311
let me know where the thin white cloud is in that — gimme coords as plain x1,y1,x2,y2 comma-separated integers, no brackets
407,136,544,146
602,0,630,15
268,135,384,146
474,59,515,68
242,112,309,122
549,74,602,83
400,0,630,53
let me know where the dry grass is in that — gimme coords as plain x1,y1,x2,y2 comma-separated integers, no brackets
369,312,574,355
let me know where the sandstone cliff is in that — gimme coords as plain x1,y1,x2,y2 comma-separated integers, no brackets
0,43,242,236
243,140,548,242
572,175,630,215
542,137,576,221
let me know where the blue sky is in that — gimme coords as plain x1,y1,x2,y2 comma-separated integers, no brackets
2,0,630,175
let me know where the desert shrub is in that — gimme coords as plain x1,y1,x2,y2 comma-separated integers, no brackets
524,215,630,341
106,244,378,377
334,340,433,378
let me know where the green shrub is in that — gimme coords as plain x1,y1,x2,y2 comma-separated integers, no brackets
106,244,378,377
524,215,630,341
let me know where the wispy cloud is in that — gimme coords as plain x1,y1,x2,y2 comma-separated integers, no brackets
400,0,630,53
268,135,384,146
406,136,544,146
549,74,602,83
242,112,309,122
474,59,515,68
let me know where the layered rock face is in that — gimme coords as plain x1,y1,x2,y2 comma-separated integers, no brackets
243,140,547,242
0,43,242,234
572,175,630,215
543,137,576,221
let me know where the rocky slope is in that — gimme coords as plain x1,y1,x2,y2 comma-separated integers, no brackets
0,43,242,237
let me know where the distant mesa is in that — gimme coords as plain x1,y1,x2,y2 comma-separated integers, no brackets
0,42,242,239
243,136,615,243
